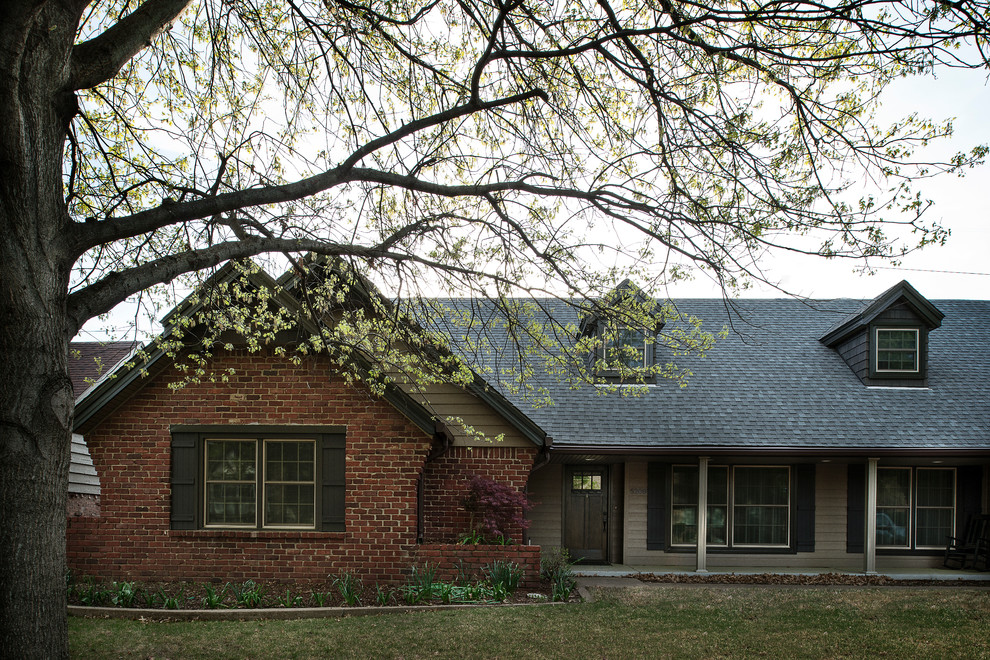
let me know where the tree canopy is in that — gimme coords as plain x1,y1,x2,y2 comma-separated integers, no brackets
1,0,989,656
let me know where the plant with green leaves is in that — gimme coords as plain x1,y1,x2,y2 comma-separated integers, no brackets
6,0,990,654
109,582,139,608
332,572,362,607
233,580,266,609
482,560,523,597
201,583,229,609
311,591,332,608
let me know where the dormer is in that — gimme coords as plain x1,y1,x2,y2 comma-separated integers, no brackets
579,280,664,380
820,281,944,387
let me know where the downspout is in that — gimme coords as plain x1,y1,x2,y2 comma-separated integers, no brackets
523,437,553,544
417,423,455,544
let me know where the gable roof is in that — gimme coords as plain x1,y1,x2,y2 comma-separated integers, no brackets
446,294,989,456
819,280,945,347
69,341,139,398
72,261,547,447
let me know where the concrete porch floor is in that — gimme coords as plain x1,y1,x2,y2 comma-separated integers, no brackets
573,564,990,582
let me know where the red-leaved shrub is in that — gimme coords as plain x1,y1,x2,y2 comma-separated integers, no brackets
460,475,534,543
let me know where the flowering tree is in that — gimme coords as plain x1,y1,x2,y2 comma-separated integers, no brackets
2,0,989,655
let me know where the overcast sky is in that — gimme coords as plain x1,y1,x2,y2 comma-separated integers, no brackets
669,66,990,301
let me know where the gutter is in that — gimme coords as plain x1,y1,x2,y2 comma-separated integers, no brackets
549,444,990,458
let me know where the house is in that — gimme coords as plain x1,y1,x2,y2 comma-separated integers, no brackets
67,267,990,584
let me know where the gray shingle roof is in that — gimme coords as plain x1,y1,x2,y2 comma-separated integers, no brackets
449,297,990,452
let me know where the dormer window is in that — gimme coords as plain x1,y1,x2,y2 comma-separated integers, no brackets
598,324,651,370
875,328,919,373
819,281,942,388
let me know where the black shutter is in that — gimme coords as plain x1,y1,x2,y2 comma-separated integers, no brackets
795,464,816,552
957,466,983,534
846,463,865,553
647,462,668,551
320,433,346,532
170,432,199,529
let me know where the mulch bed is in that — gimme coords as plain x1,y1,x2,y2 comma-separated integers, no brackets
68,578,561,611
637,572,989,587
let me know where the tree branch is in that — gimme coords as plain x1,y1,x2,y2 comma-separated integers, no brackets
70,88,548,255
70,0,193,90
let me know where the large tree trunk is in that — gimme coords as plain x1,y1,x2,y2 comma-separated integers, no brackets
0,4,80,659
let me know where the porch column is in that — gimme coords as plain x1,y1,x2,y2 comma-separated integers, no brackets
864,457,878,574
697,456,709,573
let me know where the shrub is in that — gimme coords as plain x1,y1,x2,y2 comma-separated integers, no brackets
540,546,572,581
460,475,534,543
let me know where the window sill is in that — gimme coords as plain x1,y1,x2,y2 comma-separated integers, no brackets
169,529,345,541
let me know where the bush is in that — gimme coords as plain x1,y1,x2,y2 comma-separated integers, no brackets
540,546,572,581
541,546,576,602
460,475,534,543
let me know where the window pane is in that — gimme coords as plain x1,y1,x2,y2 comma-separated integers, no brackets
916,507,953,548
707,505,727,545
264,440,316,528
877,468,911,507
206,483,256,525
916,469,954,507
671,504,696,544
732,467,789,546
571,471,602,492
876,508,909,547
876,329,918,371
672,466,697,505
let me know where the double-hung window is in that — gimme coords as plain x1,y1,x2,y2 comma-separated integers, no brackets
205,438,316,528
876,467,955,549
875,328,919,373
671,465,790,548
171,427,344,532
598,324,650,370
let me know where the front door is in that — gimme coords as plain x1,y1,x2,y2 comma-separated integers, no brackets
564,467,608,563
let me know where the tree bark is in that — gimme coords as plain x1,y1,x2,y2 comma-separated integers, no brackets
0,4,79,658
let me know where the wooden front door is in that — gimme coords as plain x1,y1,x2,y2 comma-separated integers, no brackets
564,467,608,563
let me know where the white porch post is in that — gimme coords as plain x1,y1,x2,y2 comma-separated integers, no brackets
864,457,878,574
697,456,709,573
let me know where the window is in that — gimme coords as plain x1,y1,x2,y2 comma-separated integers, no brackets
597,324,650,369
171,427,344,532
876,467,955,549
671,465,728,546
571,470,603,492
205,438,316,528
671,465,789,548
875,328,919,373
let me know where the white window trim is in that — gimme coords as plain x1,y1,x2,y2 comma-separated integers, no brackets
204,436,318,531
874,327,920,374
669,464,790,549
876,466,912,549
731,465,791,549
914,467,956,550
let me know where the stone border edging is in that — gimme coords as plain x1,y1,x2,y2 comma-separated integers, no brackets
68,599,571,621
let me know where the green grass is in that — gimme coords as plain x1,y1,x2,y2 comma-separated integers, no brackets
70,586,990,659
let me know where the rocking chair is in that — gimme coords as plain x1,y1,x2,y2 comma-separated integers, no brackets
944,514,990,571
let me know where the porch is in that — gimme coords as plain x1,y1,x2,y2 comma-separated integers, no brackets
574,563,990,582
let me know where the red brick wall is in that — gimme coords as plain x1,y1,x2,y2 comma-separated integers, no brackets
421,446,538,543
67,349,439,585
412,544,542,590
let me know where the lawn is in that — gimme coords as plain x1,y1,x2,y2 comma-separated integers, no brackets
69,585,990,659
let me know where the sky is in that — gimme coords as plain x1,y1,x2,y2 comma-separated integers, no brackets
75,57,990,343
670,66,990,302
